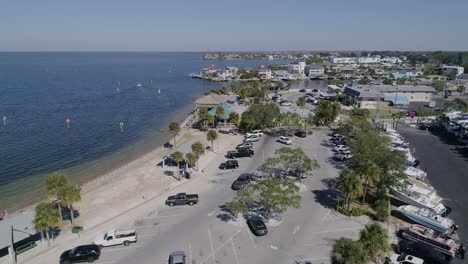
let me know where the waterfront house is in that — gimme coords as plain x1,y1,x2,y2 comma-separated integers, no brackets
203,65,220,75
257,65,272,80
194,94,235,109
287,62,305,74
344,86,383,109
305,65,325,78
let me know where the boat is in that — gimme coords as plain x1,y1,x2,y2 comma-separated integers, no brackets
405,167,427,180
398,205,457,234
404,178,438,200
391,187,447,215
401,225,462,258
136,82,142,88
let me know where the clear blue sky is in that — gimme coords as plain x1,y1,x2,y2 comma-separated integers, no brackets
1,0,467,51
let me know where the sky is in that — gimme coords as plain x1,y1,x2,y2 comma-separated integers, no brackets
1,0,467,51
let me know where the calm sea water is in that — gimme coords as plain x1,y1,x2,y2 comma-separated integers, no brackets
0,52,294,211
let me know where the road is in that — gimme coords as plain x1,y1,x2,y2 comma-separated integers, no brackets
94,129,368,264
399,126,468,264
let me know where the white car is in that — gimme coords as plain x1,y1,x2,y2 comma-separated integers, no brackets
385,253,424,264
334,153,353,161
280,101,292,106
277,136,292,145
333,145,349,152
246,130,263,137
244,134,260,142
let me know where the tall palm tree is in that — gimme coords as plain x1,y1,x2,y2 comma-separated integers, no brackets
185,152,197,171
215,106,225,124
359,161,381,204
191,142,205,169
46,172,69,224
296,97,306,117
172,151,184,180
359,223,390,261
336,169,363,209
168,121,181,147
60,183,81,226
228,111,240,125
331,238,368,264
206,130,218,151
33,202,60,247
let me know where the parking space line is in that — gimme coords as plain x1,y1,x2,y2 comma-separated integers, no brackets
246,228,257,248
208,229,216,264
199,229,243,264
189,243,193,264
231,239,240,264
321,209,331,221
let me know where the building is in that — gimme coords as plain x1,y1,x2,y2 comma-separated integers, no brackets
441,65,465,77
371,85,436,103
391,70,423,79
203,65,220,74
194,93,236,109
344,86,383,109
358,56,381,64
287,62,306,74
381,57,403,64
305,65,325,78
257,65,272,80
332,57,357,64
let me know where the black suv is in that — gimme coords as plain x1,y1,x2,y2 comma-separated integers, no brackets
231,174,255,190
225,149,254,159
247,217,268,236
219,160,239,170
295,131,306,138
60,244,101,264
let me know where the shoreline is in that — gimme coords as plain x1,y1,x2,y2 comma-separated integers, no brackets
1,106,197,217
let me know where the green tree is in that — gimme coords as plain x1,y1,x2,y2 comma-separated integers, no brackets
191,141,205,169
457,85,466,94
230,178,301,219
331,238,368,264
350,108,370,119
432,80,446,92
46,172,69,223
206,130,218,151
314,101,341,126
168,121,181,147
207,114,215,127
33,202,60,247
185,152,197,170
358,161,380,204
357,77,370,85
228,111,240,125
337,169,363,210
359,223,390,261
397,77,407,85
382,78,393,85
172,151,184,180
296,97,306,117
240,103,281,130
60,183,81,226
374,196,390,222
215,106,225,121
259,147,319,180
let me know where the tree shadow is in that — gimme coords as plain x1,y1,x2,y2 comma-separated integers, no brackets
311,178,341,209
216,204,238,223
326,157,350,170
62,207,80,222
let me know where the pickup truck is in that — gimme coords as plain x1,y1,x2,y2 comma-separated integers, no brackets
165,193,199,207
94,229,137,247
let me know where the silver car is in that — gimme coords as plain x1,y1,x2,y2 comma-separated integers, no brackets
168,251,186,264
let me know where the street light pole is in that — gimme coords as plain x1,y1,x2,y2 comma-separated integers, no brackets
9,226,16,264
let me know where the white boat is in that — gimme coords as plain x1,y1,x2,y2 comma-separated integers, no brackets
391,187,447,215
136,82,142,88
404,178,437,200
401,225,461,258
398,205,457,234
405,167,427,180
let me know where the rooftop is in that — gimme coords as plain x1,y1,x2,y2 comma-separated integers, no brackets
370,85,436,93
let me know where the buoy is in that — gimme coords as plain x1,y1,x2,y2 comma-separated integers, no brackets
158,88,161,94
119,121,124,132
3,116,6,126
66,118,71,128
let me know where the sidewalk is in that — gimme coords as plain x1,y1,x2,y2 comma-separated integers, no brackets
1,129,242,264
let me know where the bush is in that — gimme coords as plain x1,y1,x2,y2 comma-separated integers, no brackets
336,203,368,217
374,197,389,222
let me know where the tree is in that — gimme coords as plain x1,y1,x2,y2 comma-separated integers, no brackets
260,147,319,179
172,151,184,180
382,78,393,85
375,196,390,222
198,108,210,130
228,111,240,125
60,183,81,226
191,141,205,169
185,152,197,170
336,169,363,210
33,202,60,247
457,85,466,94
296,97,306,117
432,80,446,92
331,238,368,264
314,101,340,126
359,223,390,261
240,103,281,130
397,77,407,85
358,161,380,204
46,172,69,223
168,121,181,147
206,130,218,151
350,108,369,119
215,106,225,122
230,178,301,219
357,77,370,85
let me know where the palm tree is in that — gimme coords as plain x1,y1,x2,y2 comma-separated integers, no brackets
359,223,390,261
228,111,240,125
33,202,60,247
46,172,69,223
191,141,205,169
168,121,181,147
206,130,218,151
215,106,225,125
296,97,306,117
172,151,184,180
331,238,368,264
207,114,215,128
60,183,81,226
185,153,197,171
336,169,363,210
359,161,381,204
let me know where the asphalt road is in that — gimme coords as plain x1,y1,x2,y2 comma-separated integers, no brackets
399,126,468,264
93,129,368,264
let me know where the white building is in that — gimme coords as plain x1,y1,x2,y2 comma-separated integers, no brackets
305,65,325,78
332,57,357,64
381,57,402,64
287,62,305,74
441,65,465,77
358,56,381,64
257,65,272,80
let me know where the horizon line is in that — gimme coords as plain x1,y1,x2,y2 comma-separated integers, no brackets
1,50,468,53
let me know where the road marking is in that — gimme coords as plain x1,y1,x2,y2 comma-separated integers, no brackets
199,229,243,264
208,229,216,264
95,261,116,264
292,225,300,235
246,228,257,248
138,214,181,221
189,243,193,264
231,239,240,264
208,209,216,217
321,209,331,221
270,245,278,250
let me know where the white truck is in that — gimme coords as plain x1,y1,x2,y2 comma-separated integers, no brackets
94,229,137,247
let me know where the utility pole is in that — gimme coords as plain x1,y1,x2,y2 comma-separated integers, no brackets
9,226,16,264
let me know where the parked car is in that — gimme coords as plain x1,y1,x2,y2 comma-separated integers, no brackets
307,98,318,104
246,130,263,137
280,100,292,106
225,149,254,158
165,193,199,207
333,145,349,152
247,217,268,236
236,142,253,150
244,134,260,142
385,253,424,264
219,160,239,170
231,174,255,190
94,229,137,247
277,136,292,145
168,251,186,264
60,244,101,264
334,153,353,161
299,89,306,93
295,130,306,138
